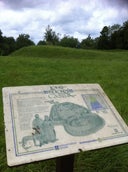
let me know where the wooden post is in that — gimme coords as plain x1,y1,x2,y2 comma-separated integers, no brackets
56,154,75,172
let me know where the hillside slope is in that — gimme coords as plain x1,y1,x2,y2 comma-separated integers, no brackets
0,46,128,172
10,45,128,59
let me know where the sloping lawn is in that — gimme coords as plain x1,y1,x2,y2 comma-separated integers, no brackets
0,46,128,171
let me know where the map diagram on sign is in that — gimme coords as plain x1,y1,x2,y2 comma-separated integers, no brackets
2,84,128,166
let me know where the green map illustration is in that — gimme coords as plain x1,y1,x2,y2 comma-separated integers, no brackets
22,102,105,149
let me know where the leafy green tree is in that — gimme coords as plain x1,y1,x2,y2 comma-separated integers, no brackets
44,25,59,45
98,26,110,49
16,34,35,50
2,36,16,55
0,30,16,55
93,37,100,49
0,30,3,42
37,40,46,45
60,35,79,48
109,25,120,49
81,34,94,49
109,21,128,49
122,21,128,49
110,24,120,35
0,30,4,55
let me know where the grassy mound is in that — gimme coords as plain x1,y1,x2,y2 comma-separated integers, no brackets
11,45,128,59
0,46,128,171
11,45,100,58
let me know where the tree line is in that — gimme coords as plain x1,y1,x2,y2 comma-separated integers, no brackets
0,20,128,55
0,32,35,55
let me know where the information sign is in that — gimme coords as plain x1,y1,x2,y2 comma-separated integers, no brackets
2,84,128,166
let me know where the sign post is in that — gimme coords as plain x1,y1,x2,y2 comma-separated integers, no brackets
56,154,74,172
2,84,128,168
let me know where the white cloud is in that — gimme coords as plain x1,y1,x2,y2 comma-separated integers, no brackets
0,0,127,43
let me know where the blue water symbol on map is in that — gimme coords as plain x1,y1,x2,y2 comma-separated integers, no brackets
90,96,103,110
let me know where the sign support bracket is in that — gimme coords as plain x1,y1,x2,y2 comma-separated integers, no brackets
56,154,75,172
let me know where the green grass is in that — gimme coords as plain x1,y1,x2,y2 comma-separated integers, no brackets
0,46,128,171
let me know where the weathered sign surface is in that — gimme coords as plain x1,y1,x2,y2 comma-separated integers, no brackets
2,84,128,166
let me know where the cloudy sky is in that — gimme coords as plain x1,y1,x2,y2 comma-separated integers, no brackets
0,0,128,43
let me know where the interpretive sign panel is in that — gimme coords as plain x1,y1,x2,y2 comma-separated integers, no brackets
2,84,128,166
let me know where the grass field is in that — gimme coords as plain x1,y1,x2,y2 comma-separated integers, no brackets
0,46,128,171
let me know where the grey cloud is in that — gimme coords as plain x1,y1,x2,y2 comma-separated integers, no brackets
69,8,92,22
0,0,127,43
53,7,92,32
105,0,128,8
0,0,51,9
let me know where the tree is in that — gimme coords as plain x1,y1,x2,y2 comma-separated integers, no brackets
0,30,3,42
108,24,120,49
16,34,35,50
0,30,16,55
44,25,60,45
81,34,94,49
109,24,120,35
2,36,16,55
109,21,128,49
0,30,4,55
98,26,110,49
60,35,79,48
122,21,128,49
37,40,46,46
